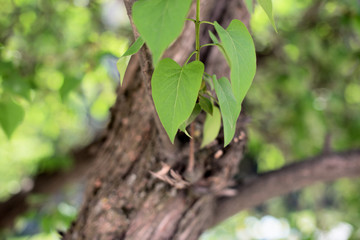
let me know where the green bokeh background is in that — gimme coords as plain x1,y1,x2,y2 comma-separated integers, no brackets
0,0,359,239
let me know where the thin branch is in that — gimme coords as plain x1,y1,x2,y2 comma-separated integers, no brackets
212,149,360,227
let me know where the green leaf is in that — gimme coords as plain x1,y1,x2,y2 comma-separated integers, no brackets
60,77,81,101
1,62,31,101
199,95,213,115
213,76,238,147
208,31,231,65
117,57,130,86
201,106,221,148
0,99,25,139
245,0,253,14
209,30,219,44
257,0,277,32
214,20,256,111
152,59,204,143
117,37,144,86
121,37,144,57
179,103,201,137
133,0,192,64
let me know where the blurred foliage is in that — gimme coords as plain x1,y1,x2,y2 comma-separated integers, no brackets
204,0,359,239
0,0,131,238
0,0,359,239
216,0,360,239
0,0,131,201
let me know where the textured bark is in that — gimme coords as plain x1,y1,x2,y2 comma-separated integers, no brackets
63,0,249,239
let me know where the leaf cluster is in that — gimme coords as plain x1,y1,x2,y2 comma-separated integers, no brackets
119,0,276,147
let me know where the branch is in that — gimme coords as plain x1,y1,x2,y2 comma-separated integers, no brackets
212,149,360,226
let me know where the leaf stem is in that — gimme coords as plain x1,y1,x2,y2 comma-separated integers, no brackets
188,0,201,173
204,72,212,78
186,18,196,23
200,20,214,25
200,43,217,49
185,50,197,65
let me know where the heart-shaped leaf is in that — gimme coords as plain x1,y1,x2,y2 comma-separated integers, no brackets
152,59,204,143
213,76,238,147
0,99,25,139
214,20,256,114
133,0,192,64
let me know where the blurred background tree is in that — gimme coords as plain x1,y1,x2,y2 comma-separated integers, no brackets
0,0,359,239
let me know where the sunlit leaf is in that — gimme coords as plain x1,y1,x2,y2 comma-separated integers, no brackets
0,99,25,139
152,59,204,143
116,37,144,86
121,37,144,58
201,106,221,148
257,0,277,32
117,57,130,87
133,0,192,64
213,76,238,147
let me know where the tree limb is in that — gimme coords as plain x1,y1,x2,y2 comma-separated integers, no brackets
212,149,360,226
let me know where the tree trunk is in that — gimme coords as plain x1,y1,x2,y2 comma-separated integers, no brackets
63,0,250,239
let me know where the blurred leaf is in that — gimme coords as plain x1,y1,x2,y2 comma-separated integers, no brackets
1,62,31,101
257,0,277,32
201,106,221,148
0,99,25,138
59,77,81,101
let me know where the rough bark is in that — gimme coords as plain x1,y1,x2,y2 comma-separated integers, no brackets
63,0,249,239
